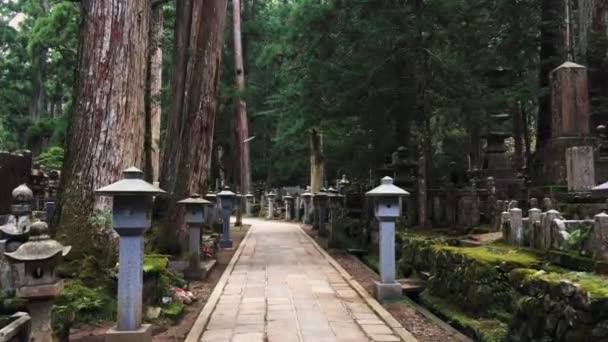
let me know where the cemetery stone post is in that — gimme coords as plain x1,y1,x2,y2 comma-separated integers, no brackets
266,191,276,220
178,194,212,280
96,167,166,341
301,187,313,224
245,193,254,216
366,176,409,301
284,195,294,221
218,187,235,248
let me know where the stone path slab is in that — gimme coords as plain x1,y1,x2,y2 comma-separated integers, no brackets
197,219,403,342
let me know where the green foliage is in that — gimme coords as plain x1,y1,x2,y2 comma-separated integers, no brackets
565,228,590,251
35,146,64,169
52,280,116,337
0,1,79,150
143,254,169,274
233,0,541,185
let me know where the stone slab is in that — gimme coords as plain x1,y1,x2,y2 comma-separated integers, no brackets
105,324,152,342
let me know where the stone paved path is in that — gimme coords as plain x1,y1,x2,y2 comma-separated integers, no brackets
199,219,402,342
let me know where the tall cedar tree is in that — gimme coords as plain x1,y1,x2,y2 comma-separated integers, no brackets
159,0,228,253
56,0,149,258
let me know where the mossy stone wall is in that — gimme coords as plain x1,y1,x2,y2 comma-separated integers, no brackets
400,234,608,341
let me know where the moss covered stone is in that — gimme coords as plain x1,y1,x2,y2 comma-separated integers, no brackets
401,233,608,341
420,291,508,342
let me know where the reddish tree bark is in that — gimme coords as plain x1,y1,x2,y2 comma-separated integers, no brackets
159,0,228,253
145,2,164,183
56,0,149,258
233,0,251,225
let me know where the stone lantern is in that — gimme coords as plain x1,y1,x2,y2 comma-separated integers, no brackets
178,194,213,280
96,167,165,341
205,192,219,229
217,186,235,248
338,174,350,194
266,191,276,220
5,220,70,342
245,193,254,217
284,195,294,221
366,176,409,301
327,188,344,246
301,187,313,224
1,185,35,296
313,189,329,237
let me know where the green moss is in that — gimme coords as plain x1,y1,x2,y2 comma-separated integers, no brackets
143,254,169,274
511,268,608,299
437,244,541,268
161,301,185,319
420,291,508,342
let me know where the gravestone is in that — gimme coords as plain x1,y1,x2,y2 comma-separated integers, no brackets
566,146,595,191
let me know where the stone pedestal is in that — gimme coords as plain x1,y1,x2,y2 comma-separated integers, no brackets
106,324,152,342
220,207,233,249
185,224,204,280
566,146,595,191
509,208,523,246
536,62,593,185
28,300,54,342
376,219,401,302
245,195,253,217
117,235,145,330
590,213,608,261
284,197,293,221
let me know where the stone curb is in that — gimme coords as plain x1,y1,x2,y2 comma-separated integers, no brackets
344,253,472,342
184,225,254,342
296,224,418,342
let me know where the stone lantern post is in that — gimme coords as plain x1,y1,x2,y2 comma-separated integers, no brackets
245,193,254,217
283,195,294,221
204,192,218,229
313,188,329,237
338,174,350,194
301,187,313,224
5,220,70,342
366,176,409,301
327,188,344,246
217,186,235,249
266,191,276,220
96,167,166,341
178,194,213,280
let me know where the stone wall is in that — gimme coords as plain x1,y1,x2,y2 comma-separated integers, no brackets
400,234,608,342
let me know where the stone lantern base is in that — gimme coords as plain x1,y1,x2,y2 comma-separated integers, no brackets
374,281,402,302
106,324,152,342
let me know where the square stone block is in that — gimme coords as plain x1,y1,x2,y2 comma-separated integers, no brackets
105,324,152,342
374,281,401,302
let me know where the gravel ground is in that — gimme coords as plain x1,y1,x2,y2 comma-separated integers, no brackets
302,225,462,342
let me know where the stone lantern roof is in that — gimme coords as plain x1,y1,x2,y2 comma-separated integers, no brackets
217,186,236,198
96,167,166,196
301,186,313,198
366,177,410,197
4,221,71,262
178,193,212,205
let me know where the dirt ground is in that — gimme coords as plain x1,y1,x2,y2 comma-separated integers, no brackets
69,226,250,342
302,225,463,342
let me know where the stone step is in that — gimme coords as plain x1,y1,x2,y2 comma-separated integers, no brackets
458,239,482,247
347,248,368,257
397,278,427,294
